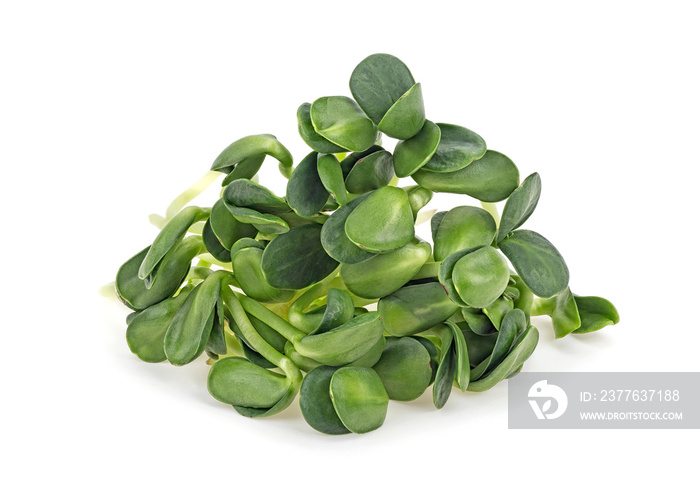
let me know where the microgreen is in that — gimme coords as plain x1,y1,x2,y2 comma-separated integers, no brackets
111,53,619,434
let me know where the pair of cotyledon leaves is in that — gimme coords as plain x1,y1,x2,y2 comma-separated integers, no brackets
432,172,570,312
296,53,425,156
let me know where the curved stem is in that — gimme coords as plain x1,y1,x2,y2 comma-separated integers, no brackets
166,171,221,220
531,297,555,317
236,292,306,343
413,261,440,280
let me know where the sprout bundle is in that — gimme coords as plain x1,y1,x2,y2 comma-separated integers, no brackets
114,54,619,434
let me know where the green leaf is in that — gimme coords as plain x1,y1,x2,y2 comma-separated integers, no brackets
378,282,458,336
310,96,378,152
341,238,431,299
224,205,290,235
330,367,389,434
412,150,519,202
297,103,346,154
202,219,231,262
421,123,486,173
223,179,288,214
393,120,441,177
208,357,291,409
138,206,209,282
461,308,498,336
345,186,414,253
471,309,526,381
344,149,394,194
320,193,376,264
126,287,192,363
451,246,511,308
404,185,433,218
311,288,355,335
349,53,416,125
433,206,497,261
572,296,620,334
498,229,569,298
445,321,470,392
231,247,295,303
432,345,456,409
261,224,339,290
317,154,347,206
164,272,222,366
300,366,350,435
551,288,582,338
211,134,293,179
468,325,539,392
295,312,384,366
209,198,257,250
221,154,266,186
286,152,329,217
340,145,383,178
372,337,432,401
497,172,542,242
377,82,425,140
116,238,202,311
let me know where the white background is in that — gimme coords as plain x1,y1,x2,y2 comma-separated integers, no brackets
2,1,698,485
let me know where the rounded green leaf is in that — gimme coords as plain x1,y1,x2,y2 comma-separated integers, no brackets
451,246,510,308
433,206,497,261
211,134,293,179
310,96,378,152
572,296,620,334
138,206,209,281
497,172,542,242
345,186,414,253
210,198,257,250
341,238,431,299
126,288,192,363
300,366,350,435
349,53,416,125
421,123,486,173
320,193,376,264
297,103,346,154
116,239,201,311
393,120,441,177
379,282,458,336
317,154,347,206
405,185,433,218
223,179,288,214
470,309,526,381
330,367,389,434
412,150,519,202
373,337,432,401
344,149,394,194
468,325,539,392
261,224,339,290
232,247,295,303
295,312,384,366
224,205,289,235
498,229,569,298
164,272,222,366
286,152,329,217
208,357,291,409
377,82,425,140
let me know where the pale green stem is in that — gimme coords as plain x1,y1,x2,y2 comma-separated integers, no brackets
166,171,221,220
98,282,116,298
531,297,555,316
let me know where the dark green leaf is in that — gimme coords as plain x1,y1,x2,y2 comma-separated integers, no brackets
412,150,519,202
421,123,486,173
261,224,339,290
433,206,497,261
345,186,414,253
286,152,329,217
317,154,347,206
498,172,542,242
451,246,511,308
300,366,350,435
498,229,569,298
211,134,293,178
344,150,394,194
378,281,458,336
377,82,425,140
310,96,378,152
372,337,432,401
330,367,389,434
393,120,441,177
297,103,346,154
320,193,376,264
572,296,620,334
